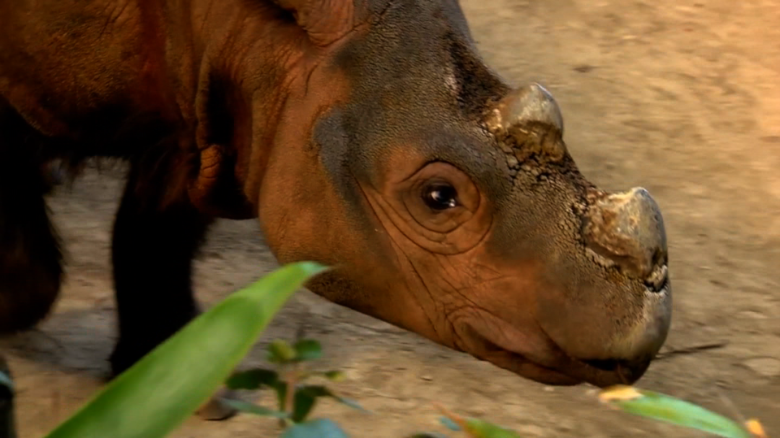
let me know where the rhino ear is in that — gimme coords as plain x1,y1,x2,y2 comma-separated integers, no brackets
271,0,366,46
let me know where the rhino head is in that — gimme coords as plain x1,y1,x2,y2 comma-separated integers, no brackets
191,0,671,387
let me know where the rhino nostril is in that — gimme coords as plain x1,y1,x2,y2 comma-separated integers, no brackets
582,358,621,372
582,358,653,385
644,263,669,293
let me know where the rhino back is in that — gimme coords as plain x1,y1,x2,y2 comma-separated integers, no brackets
0,0,178,138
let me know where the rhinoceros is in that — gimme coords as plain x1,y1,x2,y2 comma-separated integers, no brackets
0,0,671,417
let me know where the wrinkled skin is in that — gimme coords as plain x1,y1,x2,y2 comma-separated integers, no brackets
0,0,671,419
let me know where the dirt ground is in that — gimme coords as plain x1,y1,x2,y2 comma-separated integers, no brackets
2,0,779,436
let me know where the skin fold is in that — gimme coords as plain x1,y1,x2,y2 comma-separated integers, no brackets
0,0,672,419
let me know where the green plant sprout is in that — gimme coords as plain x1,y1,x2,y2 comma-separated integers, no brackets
597,385,767,438
408,388,768,438
408,403,522,438
225,338,369,438
41,261,329,438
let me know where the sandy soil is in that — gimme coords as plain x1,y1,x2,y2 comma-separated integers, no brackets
2,0,779,436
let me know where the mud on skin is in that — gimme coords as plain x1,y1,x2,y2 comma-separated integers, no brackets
0,0,670,420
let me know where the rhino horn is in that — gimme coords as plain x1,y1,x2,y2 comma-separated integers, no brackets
483,83,566,161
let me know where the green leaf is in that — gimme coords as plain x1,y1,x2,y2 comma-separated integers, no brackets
43,262,328,438
292,389,318,423
290,385,369,422
275,381,290,412
598,386,752,438
293,339,323,362
439,417,462,431
222,400,288,418
225,368,280,391
304,370,345,382
438,414,521,438
301,385,369,413
321,370,346,382
281,418,350,438
334,396,367,413
408,433,451,438
268,339,298,364
463,419,522,438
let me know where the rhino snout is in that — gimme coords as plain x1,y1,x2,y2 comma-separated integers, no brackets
584,187,668,286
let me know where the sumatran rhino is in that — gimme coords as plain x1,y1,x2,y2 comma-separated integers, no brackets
0,0,671,412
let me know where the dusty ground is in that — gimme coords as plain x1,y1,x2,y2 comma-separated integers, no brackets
2,0,779,436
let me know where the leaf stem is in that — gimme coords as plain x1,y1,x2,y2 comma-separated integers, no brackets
284,365,298,418
433,402,471,435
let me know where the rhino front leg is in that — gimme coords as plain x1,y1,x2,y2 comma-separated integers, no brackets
109,157,238,420
109,158,210,376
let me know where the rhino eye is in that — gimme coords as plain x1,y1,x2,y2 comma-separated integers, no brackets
422,183,459,210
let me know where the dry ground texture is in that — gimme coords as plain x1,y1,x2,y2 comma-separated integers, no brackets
2,0,779,436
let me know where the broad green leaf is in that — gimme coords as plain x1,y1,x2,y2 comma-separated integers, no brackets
292,389,318,423
281,418,350,438
463,419,522,438
222,400,288,418
598,385,752,438
268,339,298,364
43,262,328,438
293,339,323,362
225,368,280,391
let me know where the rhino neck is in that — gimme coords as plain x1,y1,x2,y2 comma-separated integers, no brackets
184,0,345,219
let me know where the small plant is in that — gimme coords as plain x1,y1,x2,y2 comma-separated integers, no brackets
41,261,329,438
597,385,767,438
225,338,368,437
409,387,768,438
409,403,521,438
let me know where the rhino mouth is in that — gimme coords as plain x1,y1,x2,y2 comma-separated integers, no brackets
460,321,649,388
